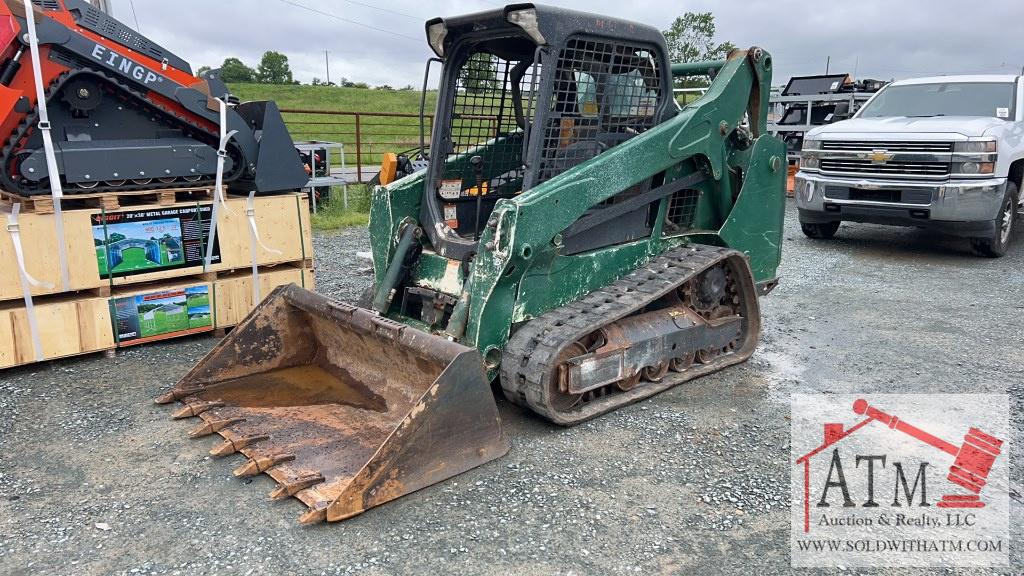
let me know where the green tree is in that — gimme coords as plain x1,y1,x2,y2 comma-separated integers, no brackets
663,12,735,97
108,232,126,243
219,57,256,83
196,65,212,78
256,51,293,84
663,12,735,64
464,53,497,93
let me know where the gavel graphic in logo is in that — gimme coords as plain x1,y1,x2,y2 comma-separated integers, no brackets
853,399,1003,508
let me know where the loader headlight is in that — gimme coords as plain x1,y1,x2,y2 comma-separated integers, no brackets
427,21,448,57
506,7,546,45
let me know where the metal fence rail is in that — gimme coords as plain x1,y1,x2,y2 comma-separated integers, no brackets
281,109,434,183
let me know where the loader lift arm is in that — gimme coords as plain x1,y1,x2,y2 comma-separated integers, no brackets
429,47,784,357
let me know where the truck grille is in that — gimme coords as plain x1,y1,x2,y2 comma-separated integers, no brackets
821,141,954,153
820,159,951,178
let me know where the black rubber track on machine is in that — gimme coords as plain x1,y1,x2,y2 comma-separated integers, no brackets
501,244,762,425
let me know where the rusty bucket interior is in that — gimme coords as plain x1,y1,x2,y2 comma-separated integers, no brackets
155,284,508,524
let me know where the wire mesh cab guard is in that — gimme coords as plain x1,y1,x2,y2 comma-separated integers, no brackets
421,6,683,259
434,43,540,240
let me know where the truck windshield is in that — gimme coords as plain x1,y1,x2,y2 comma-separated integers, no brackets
858,82,1015,119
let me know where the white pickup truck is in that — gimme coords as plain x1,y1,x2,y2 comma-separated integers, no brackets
795,74,1023,257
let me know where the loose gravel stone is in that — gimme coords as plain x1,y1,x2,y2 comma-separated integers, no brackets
0,203,1020,575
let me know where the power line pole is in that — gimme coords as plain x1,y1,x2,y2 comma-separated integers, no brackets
825,56,830,75
324,50,331,85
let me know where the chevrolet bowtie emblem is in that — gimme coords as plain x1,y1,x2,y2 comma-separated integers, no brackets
867,149,894,164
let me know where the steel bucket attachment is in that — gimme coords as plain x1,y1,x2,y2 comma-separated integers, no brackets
155,284,508,524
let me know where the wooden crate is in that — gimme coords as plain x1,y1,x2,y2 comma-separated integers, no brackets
0,261,316,370
214,194,313,271
0,294,114,369
0,208,106,300
213,265,315,328
0,192,312,301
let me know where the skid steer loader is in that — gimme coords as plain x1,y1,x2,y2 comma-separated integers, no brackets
0,0,307,195
157,4,786,524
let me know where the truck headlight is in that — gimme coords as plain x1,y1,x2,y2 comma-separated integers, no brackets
954,161,995,175
800,152,819,170
954,140,997,153
802,139,822,151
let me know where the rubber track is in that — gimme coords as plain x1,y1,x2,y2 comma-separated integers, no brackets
501,243,756,425
1,66,230,196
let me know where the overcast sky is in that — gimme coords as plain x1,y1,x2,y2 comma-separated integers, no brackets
120,0,1024,87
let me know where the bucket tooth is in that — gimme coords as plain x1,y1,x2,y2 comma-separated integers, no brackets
233,454,295,478
154,387,203,405
188,417,246,439
298,501,329,525
269,473,325,500
210,434,268,457
172,399,225,419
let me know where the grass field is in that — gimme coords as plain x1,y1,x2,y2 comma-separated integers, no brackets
231,84,434,115
311,185,372,230
186,294,210,309
97,244,179,275
232,84,421,230
188,310,212,329
141,308,189,338
234,83,433,153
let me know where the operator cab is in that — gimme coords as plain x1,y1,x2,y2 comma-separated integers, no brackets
421,4,674,260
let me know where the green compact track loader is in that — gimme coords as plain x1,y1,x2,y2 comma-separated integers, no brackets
157,3,786,524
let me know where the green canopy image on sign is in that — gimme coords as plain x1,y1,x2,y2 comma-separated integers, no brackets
111,285,213,345
92,205,221,279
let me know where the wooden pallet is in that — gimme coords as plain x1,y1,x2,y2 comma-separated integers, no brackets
0,263,314,370
0,186,216,214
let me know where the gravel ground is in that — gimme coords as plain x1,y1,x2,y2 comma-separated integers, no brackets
0,200,1021,575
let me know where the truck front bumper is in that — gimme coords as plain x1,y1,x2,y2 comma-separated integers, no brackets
794,172,1007,237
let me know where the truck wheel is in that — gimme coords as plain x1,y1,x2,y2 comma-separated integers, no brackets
971,182,1018,258
800,221,840,239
